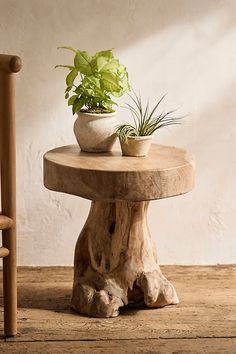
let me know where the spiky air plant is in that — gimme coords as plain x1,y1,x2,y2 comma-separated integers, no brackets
116,91,183,142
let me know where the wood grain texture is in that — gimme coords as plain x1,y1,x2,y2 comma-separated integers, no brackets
0,338,236,354
0,266,235,353
0,55,22,73
0,215,13,230
44,144,195,201
72,201,178,317
0,54,21,336
0,248,10,258
44,144,195,317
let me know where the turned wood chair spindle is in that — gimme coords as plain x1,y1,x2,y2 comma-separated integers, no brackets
0,54,22,336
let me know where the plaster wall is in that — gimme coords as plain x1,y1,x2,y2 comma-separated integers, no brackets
0,0,235,265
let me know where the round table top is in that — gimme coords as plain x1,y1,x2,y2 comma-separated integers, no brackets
44,144,195,201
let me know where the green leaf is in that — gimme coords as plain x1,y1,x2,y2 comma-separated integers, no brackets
74,51,92,75
56,46,130,112
68,95,77,106
66,69,78,86
74,85,83,95
83,88,94,96
55,64,74,70
90,58,97,73
65,86,72,93
112,91,122,98
83,76,101,89
72,98,84,114
57,46,77,53
116,123,136,142
100,72,120,92
96,56,109,71
101,59,119,72
118,64,126,74
90,56,115,73
95,49,114,59
121,76,131,93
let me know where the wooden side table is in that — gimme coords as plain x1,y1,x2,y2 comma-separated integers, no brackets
44,144,195,318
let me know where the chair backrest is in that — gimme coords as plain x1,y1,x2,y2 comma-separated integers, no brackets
0,55,22,226
0,54,22,336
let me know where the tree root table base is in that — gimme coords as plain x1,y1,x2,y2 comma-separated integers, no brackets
71,201,179,317
44,144,194,318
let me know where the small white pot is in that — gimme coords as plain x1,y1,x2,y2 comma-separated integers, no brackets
119,135,153,157
74,111,118,153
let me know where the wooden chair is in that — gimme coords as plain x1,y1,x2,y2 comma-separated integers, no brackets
0,54,22,336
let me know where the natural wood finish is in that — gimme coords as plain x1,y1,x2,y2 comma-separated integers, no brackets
44,144,195,201
0,215,13,230
44,143,195,317
0,247,10,258
72,201,179,317
0,55,22,73
0,266,235,353
0,339,236,354
0,54,21,336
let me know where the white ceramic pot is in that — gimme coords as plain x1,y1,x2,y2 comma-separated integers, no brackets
74,111,118,153
119,135,153,157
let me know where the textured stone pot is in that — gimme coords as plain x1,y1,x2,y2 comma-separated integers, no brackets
119,135,153,157
74,112,118,153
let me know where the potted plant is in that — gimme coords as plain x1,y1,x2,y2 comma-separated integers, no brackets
116,92,182,157
56,46,130,152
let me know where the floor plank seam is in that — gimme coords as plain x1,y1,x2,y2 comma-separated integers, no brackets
5,336,236,343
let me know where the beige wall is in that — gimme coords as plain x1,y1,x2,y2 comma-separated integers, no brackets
0,0,235,265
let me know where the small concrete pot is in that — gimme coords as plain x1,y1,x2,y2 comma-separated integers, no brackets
74,111,118,153
119,135,153,157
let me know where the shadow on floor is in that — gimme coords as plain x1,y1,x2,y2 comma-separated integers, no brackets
17,283,72,311
1,283,157,318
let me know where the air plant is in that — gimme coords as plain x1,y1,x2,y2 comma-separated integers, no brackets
116,91,183,142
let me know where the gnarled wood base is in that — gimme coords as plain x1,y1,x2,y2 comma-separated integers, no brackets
71,201,179,317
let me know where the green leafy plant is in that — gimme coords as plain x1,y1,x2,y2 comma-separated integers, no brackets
55,46,130,114
116,92,183,142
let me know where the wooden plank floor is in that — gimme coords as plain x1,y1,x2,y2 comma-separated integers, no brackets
0,266,235,353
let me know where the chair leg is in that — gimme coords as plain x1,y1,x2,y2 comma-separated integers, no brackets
0,61,18,337
2,228,17,337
